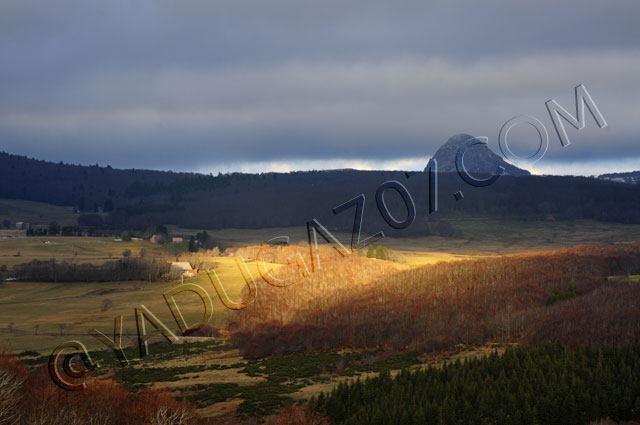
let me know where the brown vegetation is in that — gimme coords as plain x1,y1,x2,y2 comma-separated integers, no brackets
1,346,200,425
1,345,331,424
0,346,26,425
232,242,640,357
264,404,328,425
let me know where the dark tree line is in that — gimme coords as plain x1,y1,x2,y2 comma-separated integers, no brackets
2,151,640,232
317,342,640,425
9,257,170,282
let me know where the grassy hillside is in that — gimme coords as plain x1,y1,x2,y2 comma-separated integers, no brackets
0,198,80,227
0,235,161,267
179,219,640,256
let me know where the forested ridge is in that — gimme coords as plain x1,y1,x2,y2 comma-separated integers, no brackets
2,151,640,232
318,343,640,425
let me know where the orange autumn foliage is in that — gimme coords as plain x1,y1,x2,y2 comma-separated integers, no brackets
232,242,640,356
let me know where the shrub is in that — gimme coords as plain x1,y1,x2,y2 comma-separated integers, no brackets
0,350,201,425
266,404,329,425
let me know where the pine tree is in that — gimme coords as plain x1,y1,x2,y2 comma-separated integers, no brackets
188,236,198,252
366,245,374,258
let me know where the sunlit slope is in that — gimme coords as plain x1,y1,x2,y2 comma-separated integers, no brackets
233,242,640,356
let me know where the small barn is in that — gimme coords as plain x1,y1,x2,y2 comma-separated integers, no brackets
150,234,166,244
170,262,196,279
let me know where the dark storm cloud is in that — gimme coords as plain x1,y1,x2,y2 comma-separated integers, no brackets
1,0,639,173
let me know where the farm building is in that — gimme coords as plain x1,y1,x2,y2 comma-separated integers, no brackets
172,237,184,243
169,262,196,279
150,234,166,244
15,222,30,230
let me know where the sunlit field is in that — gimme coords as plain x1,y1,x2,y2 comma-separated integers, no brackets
0,255,281,353
0,234,159,267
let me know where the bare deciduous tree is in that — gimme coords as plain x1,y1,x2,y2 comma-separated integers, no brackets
151,406,195,425
0,351,25,425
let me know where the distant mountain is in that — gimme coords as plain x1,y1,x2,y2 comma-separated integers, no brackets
599,171,640,184
426,134,530,176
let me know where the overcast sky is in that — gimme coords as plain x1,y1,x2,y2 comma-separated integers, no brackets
1,0,639,175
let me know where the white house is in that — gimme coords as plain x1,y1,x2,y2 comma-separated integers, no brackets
170,262,196,279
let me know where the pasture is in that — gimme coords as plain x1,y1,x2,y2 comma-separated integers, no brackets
0,256,280,353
